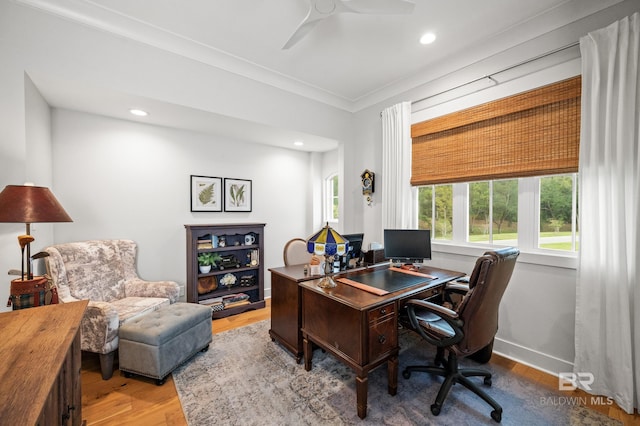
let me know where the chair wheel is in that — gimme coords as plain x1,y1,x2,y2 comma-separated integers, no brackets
484,377,492,386
155,377,166,386
491,409,502,422
402,370,411,379
430,404,441,416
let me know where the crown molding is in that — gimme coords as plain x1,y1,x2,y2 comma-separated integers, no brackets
15,0,355,111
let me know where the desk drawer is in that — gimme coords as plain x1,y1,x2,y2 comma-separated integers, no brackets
368,316,396,361
368,303,395,323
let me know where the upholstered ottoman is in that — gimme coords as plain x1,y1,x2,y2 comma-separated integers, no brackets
118,302,212,384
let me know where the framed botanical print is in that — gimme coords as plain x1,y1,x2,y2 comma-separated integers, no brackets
191,175,223,212
224,178,252,212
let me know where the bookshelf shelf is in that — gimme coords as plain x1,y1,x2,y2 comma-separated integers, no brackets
185,223,266,318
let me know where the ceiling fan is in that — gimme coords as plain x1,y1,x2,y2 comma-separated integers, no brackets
282,0,416,49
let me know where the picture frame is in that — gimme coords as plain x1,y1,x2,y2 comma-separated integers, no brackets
191,175,223,212
224,178,252,212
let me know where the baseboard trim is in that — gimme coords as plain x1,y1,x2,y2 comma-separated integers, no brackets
493,337,574,377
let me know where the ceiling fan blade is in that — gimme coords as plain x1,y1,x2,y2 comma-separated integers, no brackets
282,5,329,49
341,0,415,14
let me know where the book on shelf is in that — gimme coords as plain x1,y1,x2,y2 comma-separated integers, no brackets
222,294,248,302
223,300,251,309
199,296,223,305
197,240,213,249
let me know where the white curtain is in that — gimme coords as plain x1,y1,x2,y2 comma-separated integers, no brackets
574,12,640,414
381,101,414,229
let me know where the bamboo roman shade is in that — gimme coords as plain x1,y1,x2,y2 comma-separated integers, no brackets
411,76,581,185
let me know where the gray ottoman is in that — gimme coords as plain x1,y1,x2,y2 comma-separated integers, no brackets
118,302,212,384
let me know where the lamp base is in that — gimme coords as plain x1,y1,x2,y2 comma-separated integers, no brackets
317,275,337,289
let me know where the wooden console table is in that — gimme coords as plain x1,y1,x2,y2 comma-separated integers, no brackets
299,265,464,419
0,300,88,425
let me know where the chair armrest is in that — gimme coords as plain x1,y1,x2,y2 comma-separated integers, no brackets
406,298,459,320
125,279,180,303
80,301,120,354
445,282,470,295
405,298,464,347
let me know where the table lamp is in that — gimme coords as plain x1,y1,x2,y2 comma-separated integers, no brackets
306,222,349,289
0,184,72,280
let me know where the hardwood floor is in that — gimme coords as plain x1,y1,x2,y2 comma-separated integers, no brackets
81,299,640,425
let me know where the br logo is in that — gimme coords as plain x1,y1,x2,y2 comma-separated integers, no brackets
558,372,594,391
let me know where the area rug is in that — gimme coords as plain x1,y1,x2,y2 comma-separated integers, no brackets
173,321,620,425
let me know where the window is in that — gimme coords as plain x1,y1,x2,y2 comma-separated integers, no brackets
416,174,579,253
411,77,581,255
325,174,339,222
539,174,579,251
469,180,518,245
418,184,452,241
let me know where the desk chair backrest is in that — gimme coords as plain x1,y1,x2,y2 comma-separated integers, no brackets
454,247,519,356
283,238,312,266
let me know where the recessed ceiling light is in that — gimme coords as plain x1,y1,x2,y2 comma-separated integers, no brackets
129,109,148,117
293,141,304,146
420,32,436,45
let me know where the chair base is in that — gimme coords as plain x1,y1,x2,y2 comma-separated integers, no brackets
402,350,502,423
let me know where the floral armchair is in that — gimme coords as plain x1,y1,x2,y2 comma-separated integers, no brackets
44,239,180,379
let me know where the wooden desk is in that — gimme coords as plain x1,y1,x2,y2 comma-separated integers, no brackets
0,300,88,425
299,265,464,419
269,263,389,362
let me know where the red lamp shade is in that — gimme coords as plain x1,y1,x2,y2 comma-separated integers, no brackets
0,185,72,224
0,185,72,281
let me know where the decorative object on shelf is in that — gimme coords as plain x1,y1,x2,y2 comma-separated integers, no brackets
361,169,375,206
247,249,259,267
239,275,256,287
224,178,252,212
244,233,255,245
218,254,240,270
306,222,349,289
0,184,73,282
197,252,221,274
218,236,226,247
191,175,223,212
197,276,218,294
220,273,237,289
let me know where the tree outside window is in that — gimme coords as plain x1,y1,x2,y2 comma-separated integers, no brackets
539,174,579,251
418,184,452,240
468,180,518,245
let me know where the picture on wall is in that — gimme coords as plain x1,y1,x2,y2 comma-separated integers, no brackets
224,178,252,212
191,175,223,212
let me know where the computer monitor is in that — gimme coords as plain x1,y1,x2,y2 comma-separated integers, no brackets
342,233,364,268
383,229,432,265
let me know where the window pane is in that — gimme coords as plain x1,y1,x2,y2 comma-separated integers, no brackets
326,174,339,222
332,175,339,220
469,181,490,243
493,180,518,246
417,186,432,230
434,185,453,240
539,175,576,251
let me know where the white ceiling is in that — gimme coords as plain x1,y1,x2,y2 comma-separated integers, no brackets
19,0,622,151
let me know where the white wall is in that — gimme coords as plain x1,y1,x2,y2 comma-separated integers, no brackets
50,109,315,299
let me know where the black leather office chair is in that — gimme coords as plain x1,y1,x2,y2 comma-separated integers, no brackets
401,247,519,423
